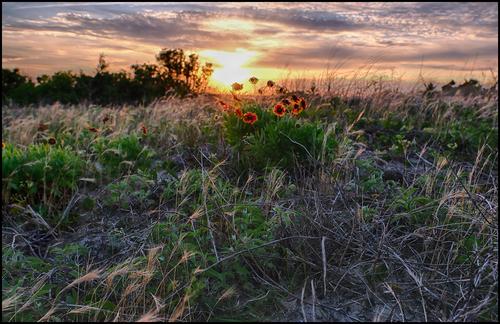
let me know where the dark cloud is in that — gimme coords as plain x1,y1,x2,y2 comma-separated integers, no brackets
394,43,499,62
400,63,495,72
253,42,498,70
3,11,251,50
233,7,367,32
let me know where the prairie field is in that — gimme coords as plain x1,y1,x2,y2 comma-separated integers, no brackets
2,2,499,322
2,83,498,322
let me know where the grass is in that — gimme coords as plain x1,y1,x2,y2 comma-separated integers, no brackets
2,84,498,322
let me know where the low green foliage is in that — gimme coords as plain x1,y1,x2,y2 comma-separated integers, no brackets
223,104,337,171
2,143,84,217
103,172,155,209
92,134,156,178
1,91,497,322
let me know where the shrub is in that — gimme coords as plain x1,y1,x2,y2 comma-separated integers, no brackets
2,143,85,214
92,134,156,178
223,104,337,172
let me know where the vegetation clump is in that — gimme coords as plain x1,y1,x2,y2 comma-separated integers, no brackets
1,70,498,322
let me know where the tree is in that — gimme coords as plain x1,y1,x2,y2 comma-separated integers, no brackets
156,48,213,95
2,68,35,104
2,48,215,107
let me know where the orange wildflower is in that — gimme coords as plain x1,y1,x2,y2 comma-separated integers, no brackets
267,80,275,87
299,98,306,110
281,98,291,105
242,112,258,125
218,100,232,111
291,102,304,116
231,82,243,91
273,104,287,117
234,107,243,117
249,77,259,85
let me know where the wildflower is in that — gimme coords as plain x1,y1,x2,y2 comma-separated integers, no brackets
48,137,56,145
299,98,306,110
234,107,243,117
281,98,291,105
231,82,243,91
141,125,147,135
291,102,304,116
291,94,299,102
87,127,99,133
273,104,287,117
267,80,275,87
249,77,259,85
218,100,232,111
277,86,287,94
37,123,49,132
242,112,258,125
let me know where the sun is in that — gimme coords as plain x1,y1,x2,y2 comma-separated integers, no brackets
200,49,258,90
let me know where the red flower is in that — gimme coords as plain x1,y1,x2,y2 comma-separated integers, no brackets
234,107,243,117
281,98,291,105
249,77,259,85
291,102,304,116
299,98,306,109
242,112,258,125
218,100,232,111
273,104,287,117
291,94,299,102
141,125,148,135
279,86,289,94
231,82,243,91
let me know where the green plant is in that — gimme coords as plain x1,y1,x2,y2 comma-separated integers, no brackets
223,105,336,172
355,159,385,193
103,172,154,209
92,134,156,178
2,143,85,217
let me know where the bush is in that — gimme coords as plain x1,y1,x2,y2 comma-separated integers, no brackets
2,143,85,213
2,49,215,107
92,134,157,178
223,104,337,172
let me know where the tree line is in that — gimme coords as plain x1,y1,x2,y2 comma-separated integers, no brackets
2,49,214,106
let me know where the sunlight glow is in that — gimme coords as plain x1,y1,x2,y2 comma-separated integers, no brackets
206,18,256,32
200,49,258,90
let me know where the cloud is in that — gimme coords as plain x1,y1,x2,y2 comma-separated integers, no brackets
3,11,252,50
2,2,497,80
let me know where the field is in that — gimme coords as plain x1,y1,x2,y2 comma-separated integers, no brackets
2,84,498,322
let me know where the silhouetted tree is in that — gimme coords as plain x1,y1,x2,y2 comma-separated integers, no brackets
2,48,214,106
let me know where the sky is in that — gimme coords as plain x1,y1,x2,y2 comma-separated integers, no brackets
2,2,498,90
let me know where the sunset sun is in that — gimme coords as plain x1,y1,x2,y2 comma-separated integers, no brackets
200,49,258,89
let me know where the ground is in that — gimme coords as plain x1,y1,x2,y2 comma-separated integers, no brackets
2,89,498,322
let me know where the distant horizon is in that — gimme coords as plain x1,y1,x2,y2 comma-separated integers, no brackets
3,2,498,90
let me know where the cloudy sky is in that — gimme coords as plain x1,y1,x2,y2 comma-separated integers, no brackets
2,2,498,88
